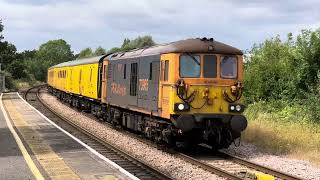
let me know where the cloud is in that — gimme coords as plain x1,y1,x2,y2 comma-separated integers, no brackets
0,0,319,52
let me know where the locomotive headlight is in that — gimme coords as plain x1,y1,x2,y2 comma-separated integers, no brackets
174,103,190,111
178,104,185,110
236,105,241,112
229,104,245,113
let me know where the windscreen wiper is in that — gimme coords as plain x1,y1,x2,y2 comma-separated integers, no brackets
186,53,200,65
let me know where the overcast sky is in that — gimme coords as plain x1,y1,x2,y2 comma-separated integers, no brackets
1,0,319,53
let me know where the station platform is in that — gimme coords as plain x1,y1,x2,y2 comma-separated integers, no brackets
0,92,136,180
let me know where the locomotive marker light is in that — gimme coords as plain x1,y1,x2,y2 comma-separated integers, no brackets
229,104,245,113
236,105,241,112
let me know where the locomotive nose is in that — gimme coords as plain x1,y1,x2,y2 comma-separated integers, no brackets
230,115,247,132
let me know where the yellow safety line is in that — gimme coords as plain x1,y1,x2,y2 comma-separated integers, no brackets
4,93,80,180
0,93,45,180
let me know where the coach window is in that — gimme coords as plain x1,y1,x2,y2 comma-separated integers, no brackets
164,60,169,81
180,54,200,78
220,56,237,79
203,55,217,78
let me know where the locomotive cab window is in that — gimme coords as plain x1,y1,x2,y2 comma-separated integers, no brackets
180,54,200,78
220,56,237,79
203,55,217,78
162,60,169,81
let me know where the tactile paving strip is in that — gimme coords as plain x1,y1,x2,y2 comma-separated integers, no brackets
4,99,80,180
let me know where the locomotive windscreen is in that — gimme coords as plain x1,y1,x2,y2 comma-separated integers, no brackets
220,56,237,79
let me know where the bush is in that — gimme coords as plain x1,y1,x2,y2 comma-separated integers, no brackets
243,29,320,163
244,29,320,122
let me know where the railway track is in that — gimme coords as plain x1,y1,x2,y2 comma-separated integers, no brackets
27,85,302,180
23,85,173,180
177,147,301,180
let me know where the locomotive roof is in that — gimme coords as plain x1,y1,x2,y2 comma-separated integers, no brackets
108,38,243,60
49,38,242,68
49,55,107,69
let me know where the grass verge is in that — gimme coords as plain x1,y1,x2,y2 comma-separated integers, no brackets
242,101,320,166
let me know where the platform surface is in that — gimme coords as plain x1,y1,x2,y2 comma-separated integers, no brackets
0,92,134,180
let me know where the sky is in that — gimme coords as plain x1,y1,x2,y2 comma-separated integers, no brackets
0,0,319,53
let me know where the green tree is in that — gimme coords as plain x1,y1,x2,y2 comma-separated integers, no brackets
36,39,73,65
0,20,20,72
32,39,73,81
244,35,300,103
0,19,3,41
78,48,93,58
108,36,156,53
93,46,106,56
121,38,130,49
244,28,320,105
0,41,18,69
296,29,320,91
6,60,28,79
18,50,36,61
107,47,122,54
